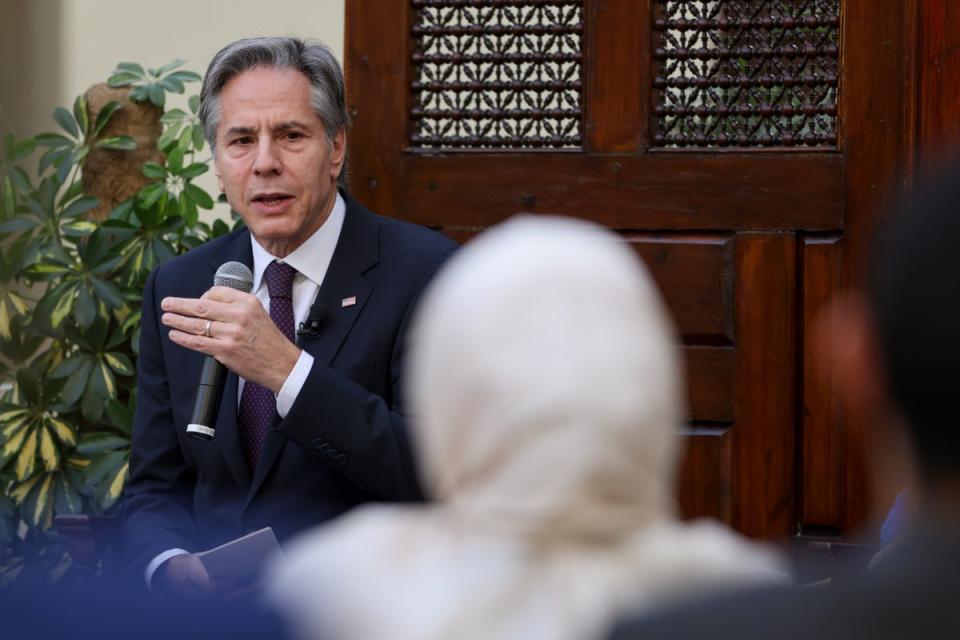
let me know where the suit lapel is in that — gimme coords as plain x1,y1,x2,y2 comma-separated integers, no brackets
210,229,254,489
246,196,380,502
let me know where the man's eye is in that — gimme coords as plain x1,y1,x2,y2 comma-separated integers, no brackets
284,131,303,141
230,137,253,145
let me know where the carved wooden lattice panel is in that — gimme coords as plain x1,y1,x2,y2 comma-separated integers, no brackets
410,0,584,149
653,0,840,148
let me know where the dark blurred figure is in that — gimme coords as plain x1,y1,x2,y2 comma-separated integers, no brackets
0,575,287,640
610,160,960,640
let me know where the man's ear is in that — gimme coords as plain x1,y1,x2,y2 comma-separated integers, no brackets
330,129,346,179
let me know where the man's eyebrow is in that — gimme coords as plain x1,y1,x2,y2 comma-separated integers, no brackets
224,126,256,137
275,121,310,132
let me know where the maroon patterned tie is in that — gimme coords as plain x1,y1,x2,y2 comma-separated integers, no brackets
238,260,297,471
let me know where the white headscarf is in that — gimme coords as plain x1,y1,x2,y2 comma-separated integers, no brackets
268,216,786,640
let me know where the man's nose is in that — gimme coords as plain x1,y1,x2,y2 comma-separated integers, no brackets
252,139,282,176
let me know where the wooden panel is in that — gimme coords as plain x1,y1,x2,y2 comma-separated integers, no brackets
801,236,844,529
732,233,796,538
344,0,411,217
920,0,960,169
584,0,647,152
678,427,732,523
841,0,919,260
397,153,842,231
836,0,920,533
627,235,734,343
686,347,734,424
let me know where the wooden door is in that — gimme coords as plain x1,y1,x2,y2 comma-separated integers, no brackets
344,0,920,540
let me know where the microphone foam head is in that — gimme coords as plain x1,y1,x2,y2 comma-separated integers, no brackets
214,261,254,293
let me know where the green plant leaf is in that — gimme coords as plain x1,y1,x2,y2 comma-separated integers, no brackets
50,355,87,379
74,283,96,328
107,72,142,87
92,100,123,137
90,278,124,309
14,429,38,481
167,147,184,174
34,133,74,149
73,95,90,137
53,473,82,514
10,166,31,191
104,400,133,434
180,162,208,179
45,417,77,448
60,195,98,219
155,59,186,76
100,461,128,509
159,77,185,93
115,62,146,75
61,220,98,238
191,124,205,151
184,183,214,209
108,200,135,221
160,109,188,124
77,432,129,455
82,449,125,491
147,84,165,107
0,216,40,233
178,191,199,227
137,183,166,209
21,473,54,527
15,368,41,406
157,125,181,152
53,107,79,139
9,473,41,505
1,423,28,470
38,146,71,176
104,352,133,376
167,70,202,84
80,389,104,423
33,281,78,330
142,162,166,180
89,360,117,399
38,427,59,472
96,136,137,151
60,360,93,406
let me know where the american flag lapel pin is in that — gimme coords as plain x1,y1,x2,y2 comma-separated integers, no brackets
341,296,357,308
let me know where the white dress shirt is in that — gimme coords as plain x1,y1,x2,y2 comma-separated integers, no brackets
145,193,346,588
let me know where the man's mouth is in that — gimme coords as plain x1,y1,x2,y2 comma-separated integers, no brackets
253,193,293,205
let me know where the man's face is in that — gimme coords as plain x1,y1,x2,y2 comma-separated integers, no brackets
213,66,345,257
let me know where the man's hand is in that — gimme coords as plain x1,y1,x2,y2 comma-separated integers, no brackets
157,553,213,598
161,286,301,392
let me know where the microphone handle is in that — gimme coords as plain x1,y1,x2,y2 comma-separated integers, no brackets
186,356,227,440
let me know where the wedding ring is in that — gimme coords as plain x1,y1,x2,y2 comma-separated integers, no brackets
203,319,212,338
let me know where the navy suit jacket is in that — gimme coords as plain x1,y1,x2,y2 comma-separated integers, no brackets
121,195,457,576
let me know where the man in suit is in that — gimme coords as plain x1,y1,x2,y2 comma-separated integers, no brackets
609,159,960,639
121,36,457,596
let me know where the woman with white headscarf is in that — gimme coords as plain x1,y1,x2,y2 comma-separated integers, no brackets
267,216,786,640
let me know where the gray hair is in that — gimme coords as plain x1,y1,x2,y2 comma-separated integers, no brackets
199,37,350,191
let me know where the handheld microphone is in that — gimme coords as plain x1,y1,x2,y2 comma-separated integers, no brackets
297,303,329,339
186,261,254,441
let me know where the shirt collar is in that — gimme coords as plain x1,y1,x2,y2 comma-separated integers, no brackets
249,192,346,291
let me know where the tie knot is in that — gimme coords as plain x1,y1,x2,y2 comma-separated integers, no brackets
264,261,297,299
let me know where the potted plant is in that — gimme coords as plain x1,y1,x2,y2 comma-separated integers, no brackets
0,60,239,586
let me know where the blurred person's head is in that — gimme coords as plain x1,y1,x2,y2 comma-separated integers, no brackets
269,216,785,640
869,162,960,483
826,159,960,517
407,215,685,540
